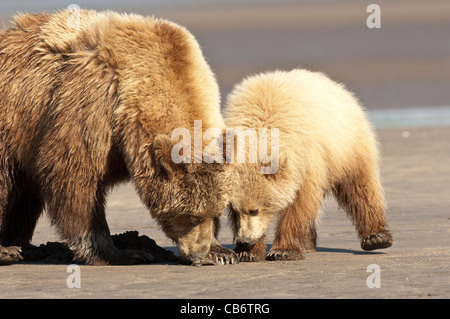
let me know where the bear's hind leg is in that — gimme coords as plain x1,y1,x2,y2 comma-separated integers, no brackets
267,179,323,261
333,162,393,251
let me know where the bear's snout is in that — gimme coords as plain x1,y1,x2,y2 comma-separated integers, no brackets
175,219,214,265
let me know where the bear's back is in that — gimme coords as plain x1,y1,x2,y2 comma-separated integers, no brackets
225,69,379,180
1,10,222,171
226,69,369,134
33,10,222,133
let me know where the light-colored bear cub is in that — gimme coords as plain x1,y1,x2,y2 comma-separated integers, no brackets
224,69,393,261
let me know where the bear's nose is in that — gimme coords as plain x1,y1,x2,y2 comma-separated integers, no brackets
249,209,259,216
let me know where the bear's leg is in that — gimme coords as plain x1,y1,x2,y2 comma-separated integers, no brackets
208,217,239,264
0,145,14,244
0,156,44,247
0,187,44,247
302,220,318,253
267,179,323,261
227,204,266,262
45,182,153,265
234,237,266,262
333,164,393,251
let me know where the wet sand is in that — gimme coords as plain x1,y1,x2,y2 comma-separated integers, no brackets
1,126,449,299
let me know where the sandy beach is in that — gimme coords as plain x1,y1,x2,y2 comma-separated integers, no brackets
0,0,449,300
1,126,448,299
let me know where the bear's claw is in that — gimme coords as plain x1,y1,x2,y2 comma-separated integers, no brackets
361,233,394,251
207,245,239,265
266,249,304,261
237,250,261,262
234,241,266,262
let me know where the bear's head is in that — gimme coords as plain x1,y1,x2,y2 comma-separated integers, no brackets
227,156,296,245
137,134,231,264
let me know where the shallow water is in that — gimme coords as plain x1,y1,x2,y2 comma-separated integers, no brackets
368,106,450,129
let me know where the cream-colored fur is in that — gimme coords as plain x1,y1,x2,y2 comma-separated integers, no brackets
225,69,393,261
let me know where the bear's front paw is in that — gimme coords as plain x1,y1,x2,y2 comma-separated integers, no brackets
207,245,239,265
361,233,394,251
237,250,262,262
266,249,304,261
234,242,266,262
0,245,23,265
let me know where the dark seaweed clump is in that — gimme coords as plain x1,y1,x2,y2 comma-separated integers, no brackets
19,231,179,264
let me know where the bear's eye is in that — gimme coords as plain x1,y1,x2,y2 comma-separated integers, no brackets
248,209,259,216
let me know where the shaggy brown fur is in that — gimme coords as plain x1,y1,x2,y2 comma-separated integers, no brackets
224,69,393,262
0,10,234,265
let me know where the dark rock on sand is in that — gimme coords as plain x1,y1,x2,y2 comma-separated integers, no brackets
4,231,179,265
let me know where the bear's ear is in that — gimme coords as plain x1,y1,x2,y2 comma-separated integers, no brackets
150,134,183,178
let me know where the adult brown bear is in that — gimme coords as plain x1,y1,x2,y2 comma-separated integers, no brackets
0,10,235,265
